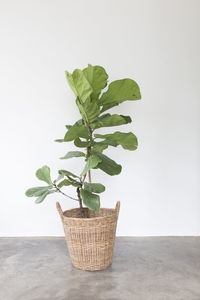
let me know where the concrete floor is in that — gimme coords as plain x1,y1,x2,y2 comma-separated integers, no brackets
1,237,200,300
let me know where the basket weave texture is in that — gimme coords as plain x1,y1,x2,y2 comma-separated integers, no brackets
56,201,120,271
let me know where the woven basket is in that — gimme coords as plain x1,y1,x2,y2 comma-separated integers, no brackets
56,201,120,271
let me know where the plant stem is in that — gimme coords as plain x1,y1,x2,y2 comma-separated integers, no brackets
81,173,87,183
85,121,93,184
86,146,92,183
88,169,92,183
77,187,84,218
79,120,93,217
53,184,79,202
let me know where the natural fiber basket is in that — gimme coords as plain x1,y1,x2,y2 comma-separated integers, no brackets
56,201,120,271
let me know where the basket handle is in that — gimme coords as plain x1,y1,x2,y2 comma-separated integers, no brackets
115,201,120,217
56,202,64,221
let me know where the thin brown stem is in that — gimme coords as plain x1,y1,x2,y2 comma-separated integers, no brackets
86,146,92,183
81,173,87,184
84,120,93,184
88,170,92,183
53,184,79,202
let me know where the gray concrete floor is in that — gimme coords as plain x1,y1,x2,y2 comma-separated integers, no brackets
1,237,200,300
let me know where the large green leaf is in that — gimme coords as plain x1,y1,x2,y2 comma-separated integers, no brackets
92,143,108,153
80,155,102,177
60,151,85,160
25,186,53,197
84,182,105,194
94,139,118,147
92,151,122,175
80,189,100,212
94,131,138,151
69,181,81,188
58,170,81,187
64,124,89,141
100,79,141,112
76,97,100,124
58,170,80,179
90,114,132,130
57,179,71,188
65,69,93,103
74,138,91,148
83,64,108,100
36,166,52,185
35,190,55,204
66,66,104,124
55,121,89,143
100,103,119,113
66,177,82,187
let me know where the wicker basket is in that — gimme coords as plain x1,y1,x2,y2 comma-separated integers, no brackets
56,201,120,271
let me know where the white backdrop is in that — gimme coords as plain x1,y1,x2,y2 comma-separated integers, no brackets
0,0,199,236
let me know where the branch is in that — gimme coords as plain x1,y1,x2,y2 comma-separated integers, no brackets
53,183,79,202
88,170,92,183
84,121,93,184
81,173,87,184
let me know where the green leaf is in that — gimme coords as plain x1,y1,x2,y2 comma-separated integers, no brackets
76,97,100,124
57,179,71,188
69,181,81,188
100,79,141,112
100,103,118,113
65,175,81,187
58,170,81,187
25,186,53,197
35,190,55,204
84,182,105,194
54,139,65,143
94,131,138,151
64,124,89,141
65,124,72,129
80,155,102,177
74,138,90,148
90,114,132,130
74,119,84,126
83,64,108,100
92,151,122,176
36,166,52,185
94,139,118,147
80,189,100,212
92,143,108,153
56,121,90,144
58,170,80,179
60,151,85,160
65,69,93,103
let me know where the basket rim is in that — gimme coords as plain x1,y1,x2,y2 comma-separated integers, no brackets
62,207,117,221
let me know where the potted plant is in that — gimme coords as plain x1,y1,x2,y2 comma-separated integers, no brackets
25,64,141,271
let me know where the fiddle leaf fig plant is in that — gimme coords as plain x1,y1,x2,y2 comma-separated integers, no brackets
25,64,141,216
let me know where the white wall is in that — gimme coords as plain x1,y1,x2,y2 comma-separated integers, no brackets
0,0,199,236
